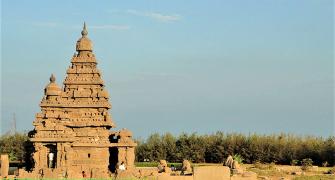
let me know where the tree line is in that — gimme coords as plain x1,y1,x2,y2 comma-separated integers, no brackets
135,132,335,166
0,132,334,166
0,132,29,161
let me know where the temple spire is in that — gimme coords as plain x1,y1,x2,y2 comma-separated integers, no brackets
76,22,93,52
50,74,56,83
81,22,88,37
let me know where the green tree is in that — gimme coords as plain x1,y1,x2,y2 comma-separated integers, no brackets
161,133,177,162
0,132,29,161
134,132,334,166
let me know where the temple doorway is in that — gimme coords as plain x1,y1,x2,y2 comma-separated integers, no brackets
45,144,57,168
109,147,118,173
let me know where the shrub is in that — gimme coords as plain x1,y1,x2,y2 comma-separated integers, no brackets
233,154,244,164
322,161,329,167
301,158,313,171
291,159,299,166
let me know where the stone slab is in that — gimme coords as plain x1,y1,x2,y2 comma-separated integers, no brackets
193,166,230,180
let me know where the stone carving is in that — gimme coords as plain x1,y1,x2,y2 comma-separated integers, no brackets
158,160,171,173
225,155,243,175
181,159,192,175
225,155,234,168
232,160,240,170
18,23,136,179
118,129,134,143
231,160,243,174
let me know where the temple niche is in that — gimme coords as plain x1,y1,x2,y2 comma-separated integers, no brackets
19,23,136,178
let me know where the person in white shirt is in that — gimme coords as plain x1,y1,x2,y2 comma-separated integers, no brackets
119,162,126,171
48,152,54,168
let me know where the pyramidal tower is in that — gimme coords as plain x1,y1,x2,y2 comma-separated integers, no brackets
22,23,136,178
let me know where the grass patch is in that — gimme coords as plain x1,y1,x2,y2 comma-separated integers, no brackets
247,167,285,177
246,163,286,177
135,162,182,170
135,161,159,167
293,175,335,180
15,178,152,180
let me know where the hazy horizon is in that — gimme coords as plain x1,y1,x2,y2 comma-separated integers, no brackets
1,0,334,138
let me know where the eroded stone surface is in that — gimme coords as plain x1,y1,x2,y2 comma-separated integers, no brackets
225,155,233,168
19,23,136,178
225,155,244,175
158,160,171,173
181,160,192,175
0,154,9,177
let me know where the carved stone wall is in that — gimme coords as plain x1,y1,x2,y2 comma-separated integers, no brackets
20,23,136,178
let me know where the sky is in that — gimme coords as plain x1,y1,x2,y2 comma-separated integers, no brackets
1,0,334,138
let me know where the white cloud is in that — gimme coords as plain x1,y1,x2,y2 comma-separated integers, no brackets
90,25,130,30
126,9,181,23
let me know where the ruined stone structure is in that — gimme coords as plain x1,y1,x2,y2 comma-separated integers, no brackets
0,155,9,177
20,23,136,178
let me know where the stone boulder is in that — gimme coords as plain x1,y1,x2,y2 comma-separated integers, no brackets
181,160,192,175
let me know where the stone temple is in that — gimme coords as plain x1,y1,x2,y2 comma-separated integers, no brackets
19,23,136,178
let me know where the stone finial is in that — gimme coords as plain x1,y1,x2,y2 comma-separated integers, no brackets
50,74,56,83
76,22,93,52
81,22,88,37
45,74,61,96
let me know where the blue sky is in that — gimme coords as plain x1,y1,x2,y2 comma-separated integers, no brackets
1,0,334,137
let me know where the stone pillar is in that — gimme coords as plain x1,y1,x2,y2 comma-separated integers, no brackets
1,154,9,177
57,143,62,168
126,147,135,168
118,148,126,165
40,145,48,168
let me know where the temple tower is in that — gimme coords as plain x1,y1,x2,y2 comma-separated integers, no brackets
25,23,136,178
